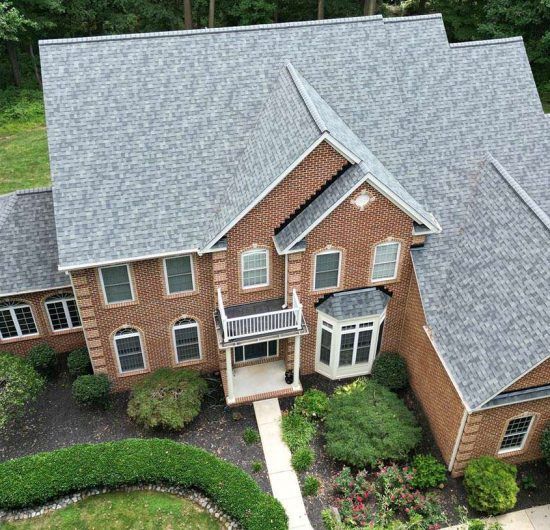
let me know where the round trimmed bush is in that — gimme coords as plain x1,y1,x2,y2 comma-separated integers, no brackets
127,368,207,430
410,454,447,489
72,374,111,408
294,389,329,420
291,447,314,472
325,380,421,467
371,352,408,390
67,347,92,377
27,343,57,377
541,422,550,466
0,439,287,530
464,456,519,514
0,352,45,429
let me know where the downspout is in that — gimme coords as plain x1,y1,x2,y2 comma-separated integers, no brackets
448,409,469,472
283,253,289,307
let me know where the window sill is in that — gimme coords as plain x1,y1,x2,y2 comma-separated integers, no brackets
163,289,199,300
0,333,40,343
173,357,203,368
497,447,526,456
103,300,139,309
51,327,83,335
117,367,150,378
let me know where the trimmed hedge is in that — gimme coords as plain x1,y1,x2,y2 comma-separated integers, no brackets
28,344,57,377
0,439,287,530
67,348,92,377
371,352,408,391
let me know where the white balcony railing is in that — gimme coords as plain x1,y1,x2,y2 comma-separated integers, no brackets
217,288,303,342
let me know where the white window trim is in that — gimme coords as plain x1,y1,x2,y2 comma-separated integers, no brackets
44,295,82,332
233,340,279,363
0,303,39,340
114,329,146,374
313,250,342,291
498,415,535,454
172,319,202,364
315,311,386,379
241,248,269,289
99,264,135,305
371,241,401,283
163,255,196,295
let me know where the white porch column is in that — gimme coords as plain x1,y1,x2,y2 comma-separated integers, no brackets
293,335,301,389
225,348,235,404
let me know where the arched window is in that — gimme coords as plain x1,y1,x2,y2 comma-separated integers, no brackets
0,300,37,339
114,328,145,373
45,293,81,331
372,242,401,282
173,318,201,363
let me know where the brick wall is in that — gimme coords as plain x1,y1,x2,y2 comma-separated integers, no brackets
0,289,85,357
505,358,550,392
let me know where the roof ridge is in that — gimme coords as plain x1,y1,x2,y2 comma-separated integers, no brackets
486,154,550,232
285,62,327,133
383,14,442,23
450,36,523,49
0,192,18,228
39,15,384,47
15,187,53,196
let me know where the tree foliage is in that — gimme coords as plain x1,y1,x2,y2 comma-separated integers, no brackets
0,1,36,41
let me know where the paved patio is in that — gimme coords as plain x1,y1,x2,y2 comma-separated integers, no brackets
443,504,550,530
234,360,292,399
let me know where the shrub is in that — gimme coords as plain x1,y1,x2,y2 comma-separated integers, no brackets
251,460,263,473
67,347,92,377
410,454,447,489
291,447,314,472
0,439,287,530
72,374,110,408
464,456,518,514
0,352,44,429
541,422,550,466
325,381,421,467
294,389,329,420
27,344,57,377
333,377,368,396
303,475,320,496
281,410,316,453
127,368,207,430
371,352,408,391
243,427,260,445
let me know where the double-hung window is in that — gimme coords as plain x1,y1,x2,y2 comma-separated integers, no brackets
100,264,134,304
314,251,341,290
0,301,38,339
45,294,81,331
114,328,145,373
319,321,333,366
164,256,195,294
173,318,201,363
499,416,534,453
242,249,268,288
372,242,400,282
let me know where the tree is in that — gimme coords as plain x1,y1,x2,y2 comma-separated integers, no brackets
364,0,376,16
209,0,215,27
317,0,324,19
184,0,192,28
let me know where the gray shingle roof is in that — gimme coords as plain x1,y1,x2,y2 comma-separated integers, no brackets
0,189,69,296
317,288,390,320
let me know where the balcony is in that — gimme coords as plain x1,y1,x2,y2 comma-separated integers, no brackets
216,288,306,346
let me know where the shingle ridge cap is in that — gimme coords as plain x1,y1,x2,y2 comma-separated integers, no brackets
0,192,18,228
39,15,384,46
285,62,326,133
450,36,523,49
383,13,442,23
14,187,53,196
486,153,550,232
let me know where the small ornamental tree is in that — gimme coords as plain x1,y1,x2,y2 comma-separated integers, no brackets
0,352,44,429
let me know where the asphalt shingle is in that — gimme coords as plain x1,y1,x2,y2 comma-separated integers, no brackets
317,288,390,321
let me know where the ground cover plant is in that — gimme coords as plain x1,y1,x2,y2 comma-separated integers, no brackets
325,380,421,467
294,388,329,420
72,374,111,408
0,438,287,530
0,352,44,429
67,347,92,377
281,409,316,453
2,490,222,530
127,368,207,430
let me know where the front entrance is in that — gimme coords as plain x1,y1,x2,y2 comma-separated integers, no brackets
234,340,278,363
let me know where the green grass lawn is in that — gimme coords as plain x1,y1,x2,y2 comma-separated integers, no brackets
3,490,223,529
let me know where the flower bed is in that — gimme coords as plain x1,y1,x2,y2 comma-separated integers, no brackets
0,439,287,530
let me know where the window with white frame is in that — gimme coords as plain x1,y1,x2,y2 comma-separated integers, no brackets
499,416,534,452
100,264,134,304
241,249,268,288
114,328,145,373
372,242,400,282
0,301,38,339
164,256,194,294
319,322,333,365
45,293,81,331
339,322,373,367
173,318,201,363
314,251,341,290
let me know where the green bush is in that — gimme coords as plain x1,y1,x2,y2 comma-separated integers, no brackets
464,456,519,514
27,343,57,377
410,454,447,489
294,389,329,420
281,410,316,453
303,475,320,496
251,460,263,473
333,377,368,396
72,374,110,408
127,368,207,430
243,427,260,445
291,447,314,472
67,347,92,377
0,439,287,530
0,352,44,429
541,422,550,466
325,380,421,467
371,352,408,391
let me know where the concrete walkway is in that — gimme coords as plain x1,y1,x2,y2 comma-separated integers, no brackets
253,398,312,530
444,504,550,530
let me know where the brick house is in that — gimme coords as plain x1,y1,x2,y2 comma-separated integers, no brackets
1,14,548,476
